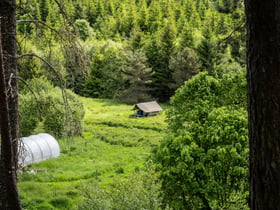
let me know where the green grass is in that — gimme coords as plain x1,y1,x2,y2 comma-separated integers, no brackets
18,98,167,209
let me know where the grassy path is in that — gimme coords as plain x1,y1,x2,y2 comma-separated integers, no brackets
18,98,167,209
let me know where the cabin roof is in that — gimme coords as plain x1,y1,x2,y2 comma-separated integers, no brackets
135,101,163,113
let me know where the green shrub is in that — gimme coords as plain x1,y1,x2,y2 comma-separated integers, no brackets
49,196,72,209
21,197,55,210
66,190,79,198
115,167,124,174
79,165,163,210
19,77,85,137
35,203,56,210
19,93,39,137
74,19,94,41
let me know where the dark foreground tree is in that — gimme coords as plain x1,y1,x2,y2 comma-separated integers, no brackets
0,0,21,209
245,1,280,209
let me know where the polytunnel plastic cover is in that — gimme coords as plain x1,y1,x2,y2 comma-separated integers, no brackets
18,133,60,166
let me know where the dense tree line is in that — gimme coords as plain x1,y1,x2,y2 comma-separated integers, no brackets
17,0,245,103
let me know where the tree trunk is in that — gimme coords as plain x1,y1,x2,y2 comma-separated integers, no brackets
0,0,21,209
0,0,19,168
0,24,21,210
245,1,280,209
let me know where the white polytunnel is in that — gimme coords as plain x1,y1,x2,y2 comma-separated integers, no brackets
18,133,60,167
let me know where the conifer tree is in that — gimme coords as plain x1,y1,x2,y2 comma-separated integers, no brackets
107,0,116,16
123,1,138,36
129,27,145,50
138,0,148,31
179,22,195,49
147,1,162,32
151,20,176,101
73,2,84,20
196,28,217,75
169,47,200,90
117,50,153,104
39,0,49,22
85,1,96,25
145,34,161,71
246,0,280,207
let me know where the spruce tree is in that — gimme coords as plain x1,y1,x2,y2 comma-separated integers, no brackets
179,22,195,49
39,0,49,22
138,0,148,31
169,47,200,90
151,20,176,102
117,50,153,104
196,28,217,75
147,1,162,32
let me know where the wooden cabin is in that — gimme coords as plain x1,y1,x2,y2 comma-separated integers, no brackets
135,101,163,117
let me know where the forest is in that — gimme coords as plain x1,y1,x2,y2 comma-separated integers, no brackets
2,0,249,209
17,0,245,104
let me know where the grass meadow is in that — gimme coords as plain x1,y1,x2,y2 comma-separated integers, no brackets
18,98,167,209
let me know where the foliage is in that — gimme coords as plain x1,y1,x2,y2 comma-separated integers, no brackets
196,28,217,75
167,70,246,133
83,40,127,98
21,197,55,210
116,49,153,104
150,20,176,101
17,0,246,102
49,196,72,209
17,38,43,81
78,163,163,210
19,78,84,137
83,42,154,102
169,47,201,90
153,70,249,209
74,19,94,41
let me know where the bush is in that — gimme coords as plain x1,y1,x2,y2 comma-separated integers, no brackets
19,78,85,137
74,19,94,41
78,165,163,210
19,93,39,137
21,197,55,210
49,196,72,209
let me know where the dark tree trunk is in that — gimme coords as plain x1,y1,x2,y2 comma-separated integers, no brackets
0,24,21,210
245,1,280,209
0,0,21,209
0,0,19,167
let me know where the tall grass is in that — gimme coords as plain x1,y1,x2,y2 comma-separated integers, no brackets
18,98,167,209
